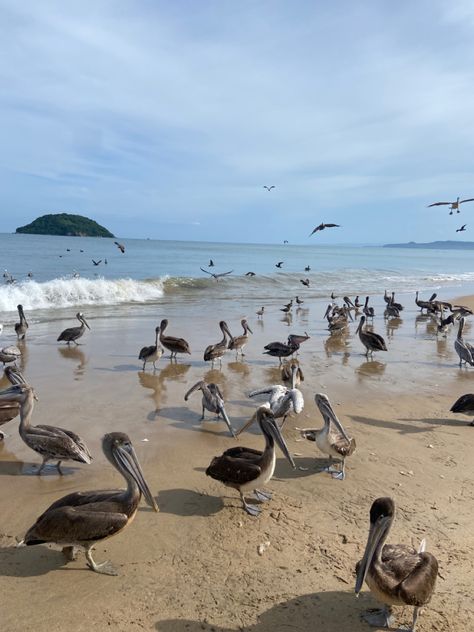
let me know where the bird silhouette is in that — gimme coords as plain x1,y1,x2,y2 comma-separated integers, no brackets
92,259,102,266
245,271,256,276
114,241,125,253
263,185,275,191
456,224,467,232
300,279,310,287
283,240,289,244
208,259,214,267
310,223,341,235
304,265,311,271
200,268,233,282
428,197,474,214
275,262,284,268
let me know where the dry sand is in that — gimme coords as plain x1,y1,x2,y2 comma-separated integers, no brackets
0,291,473,631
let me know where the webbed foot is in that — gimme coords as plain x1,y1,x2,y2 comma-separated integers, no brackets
254,489,272,502
361,607,394,628
87,560,118,576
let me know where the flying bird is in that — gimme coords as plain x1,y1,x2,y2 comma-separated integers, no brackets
283,240,289,244
304,265,311,272
310,223,341,235
456,225,467,232
245,271,256,276
263,185,275,191
300,278,310,287
208,259,215,267
92,259,102,266
428,197,474,214
114,241,125,253
200,267,233,282
275,262,284,268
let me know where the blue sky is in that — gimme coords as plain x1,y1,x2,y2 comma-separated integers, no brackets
1,0,474,243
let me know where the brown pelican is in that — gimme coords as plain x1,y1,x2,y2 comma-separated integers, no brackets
0,345,21,365
200,267,233,282
356,316,387,357
275,261,284,268
363,296,375,320
390,292,404,311
295,296,304,305
456,224,467,232
263,340,299,364
297,393,355,479
18,432,157,575
309,222,340,235
354,296,361,308
204,321,232,367
428,196,474,214
287,332,310,346
15,305,28,340
0,384,92,474
114,241,125,253
0,366,30,439
454,317,474,367
300,278,310,287
384,296,400,319
256,306,265,318
206,406,295,516
450,394,474,425
355,497,438,631
415,291,437,312
57,313,90,345
159,319,191,360
184,380,235,437
228,319,253,358
138,326,163,371
281,361,304,386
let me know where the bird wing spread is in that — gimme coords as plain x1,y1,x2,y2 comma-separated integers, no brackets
206,453,262,485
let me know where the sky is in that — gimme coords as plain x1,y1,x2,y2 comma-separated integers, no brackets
1,0,474,244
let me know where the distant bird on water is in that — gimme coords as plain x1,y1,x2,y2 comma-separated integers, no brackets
428,197,474,214
114,241,125,253
300,278,310,287
304,265,311,272
263,185,275,191
456,224,467,232
275,261,284,268
310,223,340,235
92,259,102,266
200,267,233,282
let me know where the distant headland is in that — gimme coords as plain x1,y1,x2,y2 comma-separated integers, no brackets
383,240,474,250
16,213,115,238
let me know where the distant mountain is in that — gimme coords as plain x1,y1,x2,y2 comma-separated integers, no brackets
16,213,115,238
383,240,474,250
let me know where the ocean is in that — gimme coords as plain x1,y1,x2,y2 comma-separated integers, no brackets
1,234,474,321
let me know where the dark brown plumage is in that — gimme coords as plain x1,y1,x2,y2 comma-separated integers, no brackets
159,319,191,359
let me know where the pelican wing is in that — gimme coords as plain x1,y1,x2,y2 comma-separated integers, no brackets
31,425,92,463
289,388,304,414
249,386,276,397
139,344,156,360
330,435,356,457
397,552,439,607
460,198,474,204
427,201,451,207
206,454,262,485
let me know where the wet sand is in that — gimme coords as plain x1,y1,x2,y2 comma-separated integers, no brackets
1,291,473,631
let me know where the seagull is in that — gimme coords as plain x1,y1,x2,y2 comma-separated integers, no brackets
428,197,474,214
456,225,467,232
114,241,125,253
200,267,233,282
300,279,310,287
208,259,215,267
92,259,102,266
263,185,275,191
275,262,284,268
310,223,341,235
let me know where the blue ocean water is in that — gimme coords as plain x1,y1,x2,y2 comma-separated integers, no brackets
1,233,473,317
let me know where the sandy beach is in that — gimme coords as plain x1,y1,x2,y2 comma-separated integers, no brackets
1,291,473,631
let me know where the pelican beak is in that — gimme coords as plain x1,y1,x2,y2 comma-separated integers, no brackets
82,317,91,330
355,516,391,595
218,405,236,438
264,415,296,468
246,324,253,334
235,410,257,436
315,394,351,443
116,445,158,512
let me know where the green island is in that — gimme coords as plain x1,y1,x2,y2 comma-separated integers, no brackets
16,213,115,238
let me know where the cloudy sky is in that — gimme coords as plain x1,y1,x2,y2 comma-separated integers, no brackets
1,0,474,243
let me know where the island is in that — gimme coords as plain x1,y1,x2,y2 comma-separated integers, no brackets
16,213,115,238
383,240,474,250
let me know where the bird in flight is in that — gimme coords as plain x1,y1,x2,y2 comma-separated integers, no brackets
200,267,233,282
283,240,289,244
275,261,284,268
92,259,102,266
310,223,341,235
456,224,467,232
263,185,275,192
208,259,215,267
427,197,474,214
245,271,256,276
114,241,125,253
300,278,310,287
304,265,311,272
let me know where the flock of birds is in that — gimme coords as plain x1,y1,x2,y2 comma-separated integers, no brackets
2,282,474,631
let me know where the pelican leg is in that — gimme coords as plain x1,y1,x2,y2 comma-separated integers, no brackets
254,489,272,502
56,460,64,475
240,491,261,516
142,360,146,370
85,545,118,576
37,458,48,475
331,459,346,480
62,546,78,562
361,606,394,628
201,406,206,421
152,361,156,371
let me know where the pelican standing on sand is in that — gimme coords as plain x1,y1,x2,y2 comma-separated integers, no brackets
159,319,191,360
355,497,438,631
184,380,235,437
0,366,28,439
356,315,387,357
450,394,474,425
263,340,299,364
139,326,163,371
17,432,158,575
454,317,474,367
297,393,355,479
15,305,28,340
206,406,295,516
57,313,90,345
228,319,253,358
0,384,91,474
203,321,232,367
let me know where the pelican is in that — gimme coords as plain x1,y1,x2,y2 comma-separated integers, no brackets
287,332,310,346
263,340,299,364
159,319,191,360
384,296,400,319
356,316,387,357
281,361,304,386
184,380,235,437
0,345,21,365
206,407,295,516
0,384,92,474
363,296,375,320
57,313,90,345
428,196,474,214
138,326,163,371
14,305,28,340
297,393,355,479
114,241,125,253
228,319,253,358
415,291,437,312
295,296,304,305
450,394,474,425
454,317,474,367
256,306,264,318
244,364,304,427
18,432,157,575
204,321,232,367
0,366,30,439
355,497,438,631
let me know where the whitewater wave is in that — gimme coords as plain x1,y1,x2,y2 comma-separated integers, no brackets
0,277,166,312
